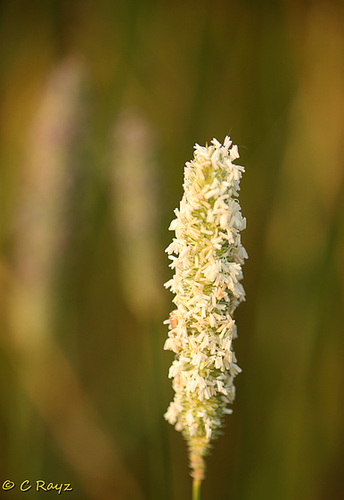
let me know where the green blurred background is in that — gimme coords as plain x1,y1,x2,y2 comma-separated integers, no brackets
0,1,344,499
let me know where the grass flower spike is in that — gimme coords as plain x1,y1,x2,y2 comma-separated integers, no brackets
164,136,247,495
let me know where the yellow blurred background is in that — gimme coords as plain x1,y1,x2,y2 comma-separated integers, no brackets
0,1,343,499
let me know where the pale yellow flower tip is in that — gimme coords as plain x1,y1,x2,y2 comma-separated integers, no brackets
164,136,247,479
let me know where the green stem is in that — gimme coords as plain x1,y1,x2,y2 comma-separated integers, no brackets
192,478,201,500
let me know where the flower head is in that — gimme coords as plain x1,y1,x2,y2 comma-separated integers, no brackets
164,136,247,481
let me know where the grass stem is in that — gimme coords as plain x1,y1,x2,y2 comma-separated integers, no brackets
192,478,201,500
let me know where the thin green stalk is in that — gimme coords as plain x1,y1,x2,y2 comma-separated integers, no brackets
192,479,201,500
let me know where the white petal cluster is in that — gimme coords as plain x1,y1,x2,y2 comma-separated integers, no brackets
164,137,247,470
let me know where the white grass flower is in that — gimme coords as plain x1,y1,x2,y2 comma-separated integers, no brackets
164,136,247,485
